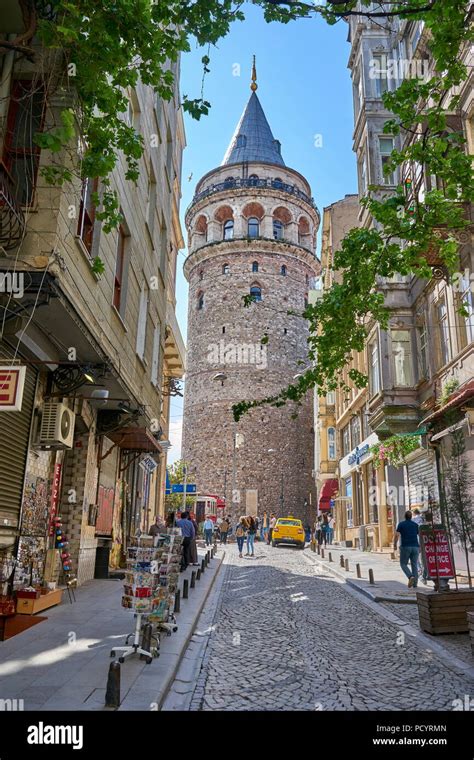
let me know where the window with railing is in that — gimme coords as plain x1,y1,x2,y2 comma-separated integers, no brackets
113,222,130,317
77,177,98,254
3,80,46,206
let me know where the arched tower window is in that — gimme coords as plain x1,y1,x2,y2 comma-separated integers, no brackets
224,176,235,188
195,215,208,242
223,219,234,240
298,216,311,246
222,263,230,275
273,177,283,189
197,291,204,310
252,261,259,273
273,207,291,241
249,174,259,186
250,284,262,302
273,219,284,240
248,217,260,238
280,264,287,276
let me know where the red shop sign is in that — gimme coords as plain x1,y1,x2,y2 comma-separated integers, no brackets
49,463,62,535
419,525,455,580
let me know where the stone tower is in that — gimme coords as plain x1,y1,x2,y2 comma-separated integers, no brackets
182,63,321,524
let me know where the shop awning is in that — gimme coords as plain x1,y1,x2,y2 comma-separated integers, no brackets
107,426,162,452
422,379,474,425
318,479,338,512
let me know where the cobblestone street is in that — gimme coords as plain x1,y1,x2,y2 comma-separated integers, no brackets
180,545,474,711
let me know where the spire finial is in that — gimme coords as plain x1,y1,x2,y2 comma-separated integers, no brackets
250,55,258,92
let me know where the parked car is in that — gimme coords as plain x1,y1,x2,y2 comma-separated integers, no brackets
272,516,305,549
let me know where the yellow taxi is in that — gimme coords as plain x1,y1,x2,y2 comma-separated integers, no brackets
272,516,305,549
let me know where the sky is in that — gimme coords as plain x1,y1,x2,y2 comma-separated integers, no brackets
167,3,358,466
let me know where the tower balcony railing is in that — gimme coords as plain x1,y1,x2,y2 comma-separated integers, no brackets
187,177,318,213
0,160,26,251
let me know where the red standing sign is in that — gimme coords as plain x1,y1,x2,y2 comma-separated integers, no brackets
419,525,455,580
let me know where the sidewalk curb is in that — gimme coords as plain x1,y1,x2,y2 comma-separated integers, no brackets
303,550,474,682
304,547,418,603
150,549,225,711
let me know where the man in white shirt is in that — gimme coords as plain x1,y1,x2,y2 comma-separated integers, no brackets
203,516,214,547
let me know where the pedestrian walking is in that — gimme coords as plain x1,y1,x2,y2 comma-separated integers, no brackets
189,514,200,565
321,516,330,546
219,517,229,544
260,511,269,542
203,516,214,547
235,517,247,558
175,511,196,571
394,510,419,588
315,516,323,546
254,516,260,540
268,513,277,544
328,514,335,544
246,516,257,556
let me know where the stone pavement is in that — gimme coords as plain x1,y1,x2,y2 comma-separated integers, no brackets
0,547,223,711
309,542,469,603
177,543,474,711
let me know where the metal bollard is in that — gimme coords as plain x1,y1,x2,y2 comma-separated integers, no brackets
368,568,375,585
206,551,210,565
196,568,201,581
105,661,121,708
317,543,321,555
328,552,332,563
356,563,361,579
201,558,206,573
183,579,189,599
190,571,196,589
345,559,349,572
174,589,181,613
142,623,153,655
321,549,325,559
340,554,345,568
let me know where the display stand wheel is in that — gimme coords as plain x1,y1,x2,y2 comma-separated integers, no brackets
118,657,125,664
110,650,116,657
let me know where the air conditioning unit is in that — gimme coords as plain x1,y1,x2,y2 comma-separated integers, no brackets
39,402,75,449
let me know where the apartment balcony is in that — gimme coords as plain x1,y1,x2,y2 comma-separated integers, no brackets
368,389,421,439
0,160,25,250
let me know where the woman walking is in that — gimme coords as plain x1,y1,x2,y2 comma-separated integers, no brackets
246,516,257,557
235,517,247,558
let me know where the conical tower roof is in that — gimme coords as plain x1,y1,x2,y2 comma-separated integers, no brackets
221,86,285,167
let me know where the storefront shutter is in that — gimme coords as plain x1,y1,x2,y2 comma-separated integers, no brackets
0,348,37,532
406,452,436,507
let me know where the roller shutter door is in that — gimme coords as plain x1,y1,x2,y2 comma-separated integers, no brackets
0,345,37,533
407,452,436,507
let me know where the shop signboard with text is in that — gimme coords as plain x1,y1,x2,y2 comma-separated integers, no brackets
419,525,455,580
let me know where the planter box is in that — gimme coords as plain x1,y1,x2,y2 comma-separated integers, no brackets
416,590,474,635
468,610,474,656
16,588,63,615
